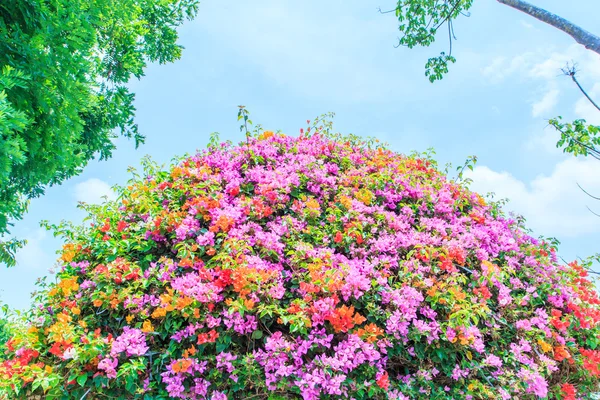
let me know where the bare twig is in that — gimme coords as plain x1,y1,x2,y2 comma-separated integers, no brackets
377,7,396,14
562,64,600,112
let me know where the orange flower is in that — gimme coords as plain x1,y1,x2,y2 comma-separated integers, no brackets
339,195,352,210
142,320,154,333
305,198,320,211
176,296,193,310
537,339,552,353
60,243,79,263
327,305,365,333
553,346,571,362
172,358,193,374
355,323,384,343
57,278,79,297
355,189,373,205
244,298,255,310
213,215,234,233
259,130,275,140
152,307,167,319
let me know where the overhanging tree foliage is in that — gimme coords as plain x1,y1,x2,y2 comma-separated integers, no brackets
388,0,600,82
0,0,199,266
388,0,600,159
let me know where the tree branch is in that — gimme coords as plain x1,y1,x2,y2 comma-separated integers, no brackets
562,65,600,112
577,182,600,201
497,0,600,55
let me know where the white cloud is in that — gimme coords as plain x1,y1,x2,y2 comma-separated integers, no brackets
529,45,600,81
14,229,51,270
481,54,531,83
481,44,600,83
574,82,600,125
532,89,559,117
73,178,116,204
465,158,600,237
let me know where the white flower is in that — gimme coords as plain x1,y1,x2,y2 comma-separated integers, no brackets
63,347,77,360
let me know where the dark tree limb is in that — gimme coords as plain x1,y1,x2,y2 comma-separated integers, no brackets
497,0,600,55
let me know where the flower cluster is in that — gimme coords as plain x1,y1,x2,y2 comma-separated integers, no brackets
1,123,600,399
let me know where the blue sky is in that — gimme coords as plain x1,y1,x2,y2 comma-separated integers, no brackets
2,0,600,310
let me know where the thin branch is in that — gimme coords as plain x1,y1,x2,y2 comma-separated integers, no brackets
586,205,600,218
577,182,600,201
497,0,600,55
432,0,464,32
562,65,600,112
377,7,396,14
393,38,407,49
561,133,600,160
448,17,453,56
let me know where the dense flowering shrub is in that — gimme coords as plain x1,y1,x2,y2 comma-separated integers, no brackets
1,123,600,399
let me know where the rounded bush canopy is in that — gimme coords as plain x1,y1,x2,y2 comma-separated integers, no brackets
1,125,600,399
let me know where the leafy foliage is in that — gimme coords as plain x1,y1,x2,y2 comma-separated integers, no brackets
392,0,473,82
0,0,199,265
550,117,600,159
1,119,600,399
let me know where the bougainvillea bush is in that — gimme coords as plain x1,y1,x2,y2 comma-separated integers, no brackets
1,121,600,399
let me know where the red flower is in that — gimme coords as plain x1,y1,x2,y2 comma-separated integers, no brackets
100,219,110,233
352,232,364,244
376,371,389,390
439,255,458,273
197,329,219,345
214,269,233,289
550,310,570,332
334,231,343,244
116,220,127,232
580,348,600,376
49,341,71,358
448,245,466,265
473,285,492,301
561,383,576,400
228,186,240,196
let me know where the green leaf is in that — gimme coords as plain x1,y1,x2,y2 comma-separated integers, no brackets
251,330,263,339
77,374,88,387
